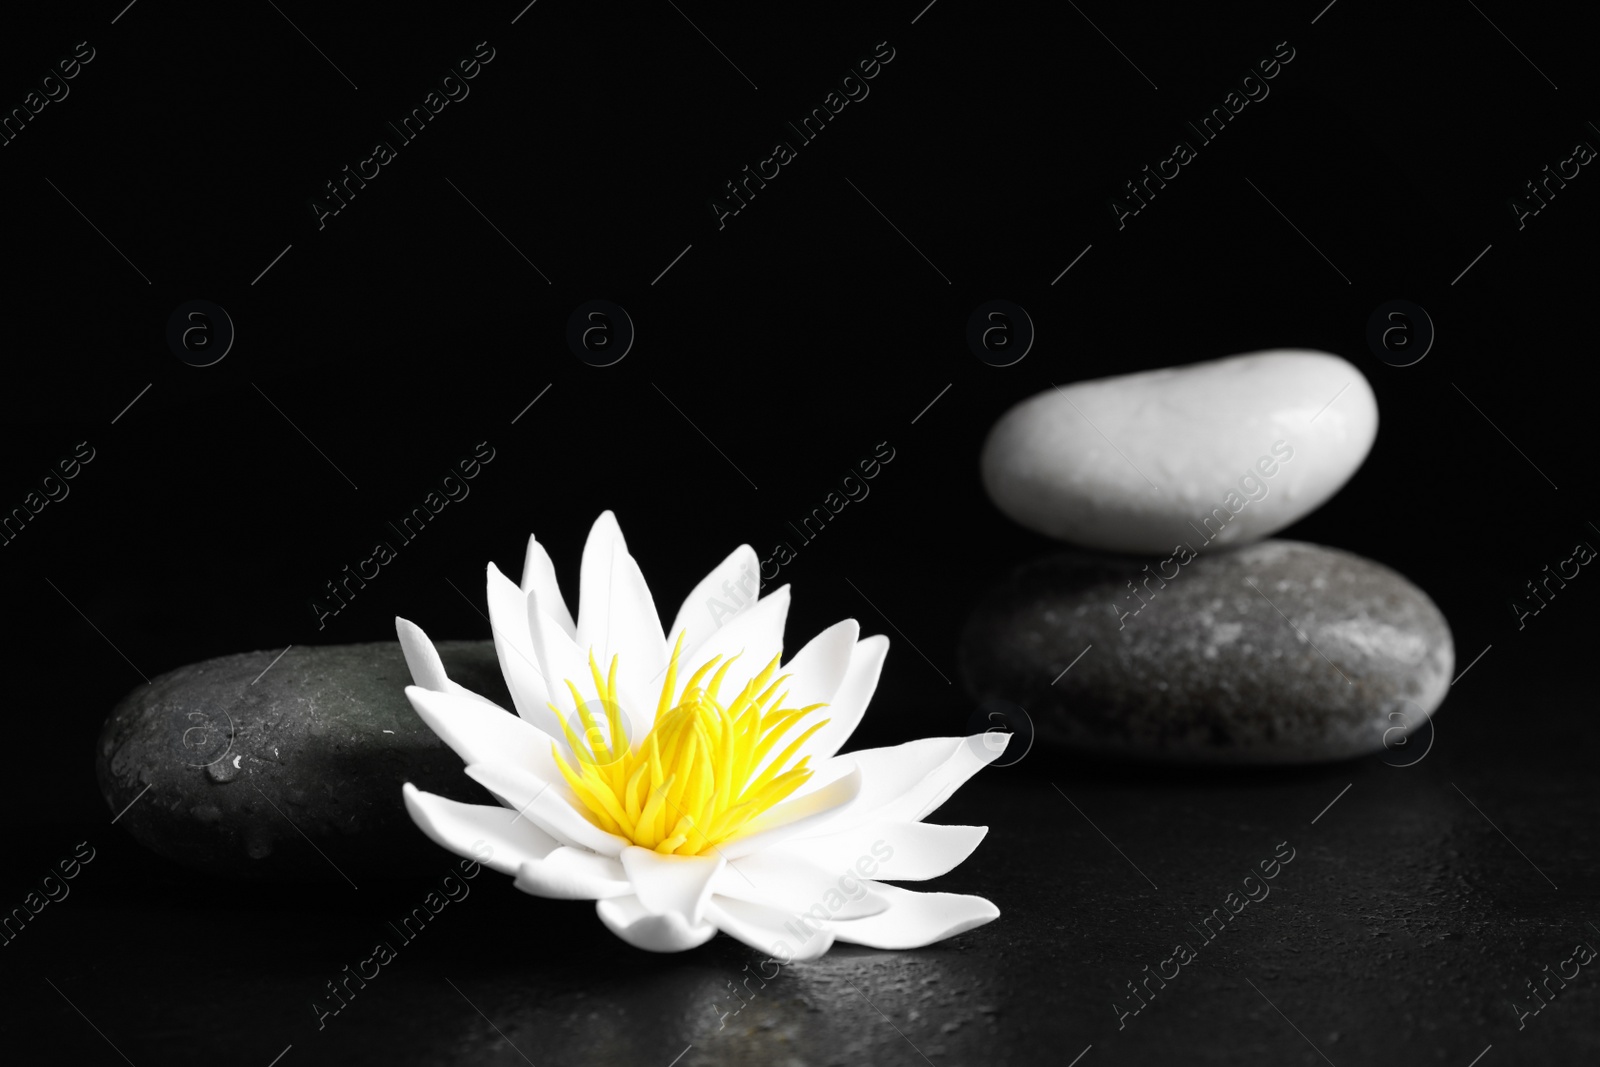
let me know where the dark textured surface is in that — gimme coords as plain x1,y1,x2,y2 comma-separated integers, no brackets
12,622,1595,1067
960,541,1455,763
93,640,506,879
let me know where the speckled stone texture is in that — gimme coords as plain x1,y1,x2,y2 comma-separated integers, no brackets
959,540,1454,763
95,640,506,879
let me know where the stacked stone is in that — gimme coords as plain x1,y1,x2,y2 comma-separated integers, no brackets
961,350,1453,764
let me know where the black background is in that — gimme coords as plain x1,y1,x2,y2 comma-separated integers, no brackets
1,1,1596,1064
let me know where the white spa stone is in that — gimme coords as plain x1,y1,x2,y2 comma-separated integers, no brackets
980,350,1378,554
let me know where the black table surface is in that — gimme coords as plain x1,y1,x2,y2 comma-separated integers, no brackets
6,619,1594,1067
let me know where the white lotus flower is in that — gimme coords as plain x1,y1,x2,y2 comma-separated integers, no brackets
396,511,1007,957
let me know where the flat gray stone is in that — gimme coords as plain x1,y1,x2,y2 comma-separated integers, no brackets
959,540,1454,764
95,641,507,880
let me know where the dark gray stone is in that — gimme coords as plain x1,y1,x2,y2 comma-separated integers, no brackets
95,641,508,879
959,540,1454,764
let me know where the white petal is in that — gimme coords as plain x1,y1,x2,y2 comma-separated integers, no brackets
463,762,629,857
486,563,557,732
712,851,889,919
664,585,792,706
575,510,627,657
746,620,858,782
403,685,565,784
396,617,450,692
796,632,885,764
520,534,575,638
526,584,595,720
402,784,560,875
703,896,835,961
796,737,956,820
668,544,761,660
512,850,632,900
593,545,668,735
597,895,718,953
619,846,724,925
720,762,862,858
866,734,1007,825
444,679,506,709
764,822,988,882
527,581,649,756
826,883,999,949
781,620,859,708
804,735,1005,836
396,618,505,712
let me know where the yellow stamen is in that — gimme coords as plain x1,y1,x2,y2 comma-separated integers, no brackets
549,631,829,855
